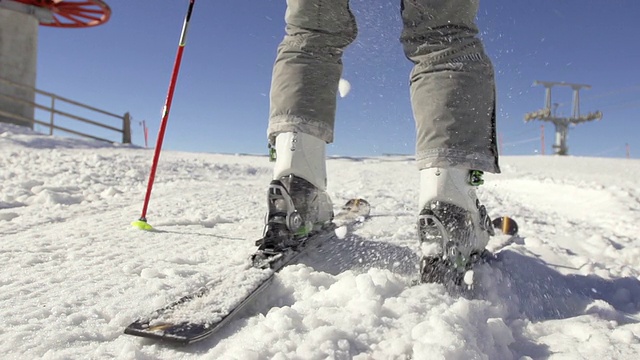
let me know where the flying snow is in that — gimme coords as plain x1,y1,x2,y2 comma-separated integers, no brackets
1,123,640,359
338,78,351,98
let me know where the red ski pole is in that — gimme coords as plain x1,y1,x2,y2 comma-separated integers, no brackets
133,0,196,230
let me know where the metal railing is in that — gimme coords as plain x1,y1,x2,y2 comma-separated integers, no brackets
0,76,131,144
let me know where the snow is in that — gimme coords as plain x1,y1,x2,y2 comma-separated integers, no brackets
1,123,640,359
338,78,351,98
335,225,348,239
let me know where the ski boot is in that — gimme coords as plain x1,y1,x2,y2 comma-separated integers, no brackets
256,175,333,251
418,168,494,284
253,132,333,266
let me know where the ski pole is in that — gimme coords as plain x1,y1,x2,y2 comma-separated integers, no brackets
132,0,196,230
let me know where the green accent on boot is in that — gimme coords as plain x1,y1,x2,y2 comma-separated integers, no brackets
469,170,484,186
454,254,467,271
293,221,328,237
295,225,311,237
268,144,277,162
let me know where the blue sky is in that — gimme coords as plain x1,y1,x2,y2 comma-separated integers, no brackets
34,0,640,159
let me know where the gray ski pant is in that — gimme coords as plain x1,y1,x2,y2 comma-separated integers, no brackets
268,0,500,173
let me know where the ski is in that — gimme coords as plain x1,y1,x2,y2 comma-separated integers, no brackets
124,199,371,345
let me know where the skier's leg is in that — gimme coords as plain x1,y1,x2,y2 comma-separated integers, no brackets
268,0,357,145
261,0,357,249
400,0,498,281
400,0,499,173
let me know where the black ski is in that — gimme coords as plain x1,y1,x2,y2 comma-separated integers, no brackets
124,199,371,345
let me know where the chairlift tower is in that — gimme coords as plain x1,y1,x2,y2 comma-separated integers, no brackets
524,81,603,155
0,0,110,128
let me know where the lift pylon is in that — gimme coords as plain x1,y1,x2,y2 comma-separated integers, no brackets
524,81,603,155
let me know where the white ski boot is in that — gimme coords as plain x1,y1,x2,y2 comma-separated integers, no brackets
257,132,333,253
418,167,494,284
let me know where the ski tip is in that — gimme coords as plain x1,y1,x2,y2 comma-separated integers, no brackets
342,198,371,217
492,216,518,236
131,219,154,231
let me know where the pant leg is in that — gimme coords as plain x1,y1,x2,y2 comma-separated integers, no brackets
400,0,500,173
268,0,357,145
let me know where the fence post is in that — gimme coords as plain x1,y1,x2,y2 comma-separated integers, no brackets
49,95,55,135
122,112,132,144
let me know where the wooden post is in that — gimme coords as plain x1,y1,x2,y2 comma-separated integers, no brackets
143,120,149,148
122,112,132,144
49,95,55,135
541,124,545,155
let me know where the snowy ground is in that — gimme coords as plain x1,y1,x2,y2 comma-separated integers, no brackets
1,123,640,359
